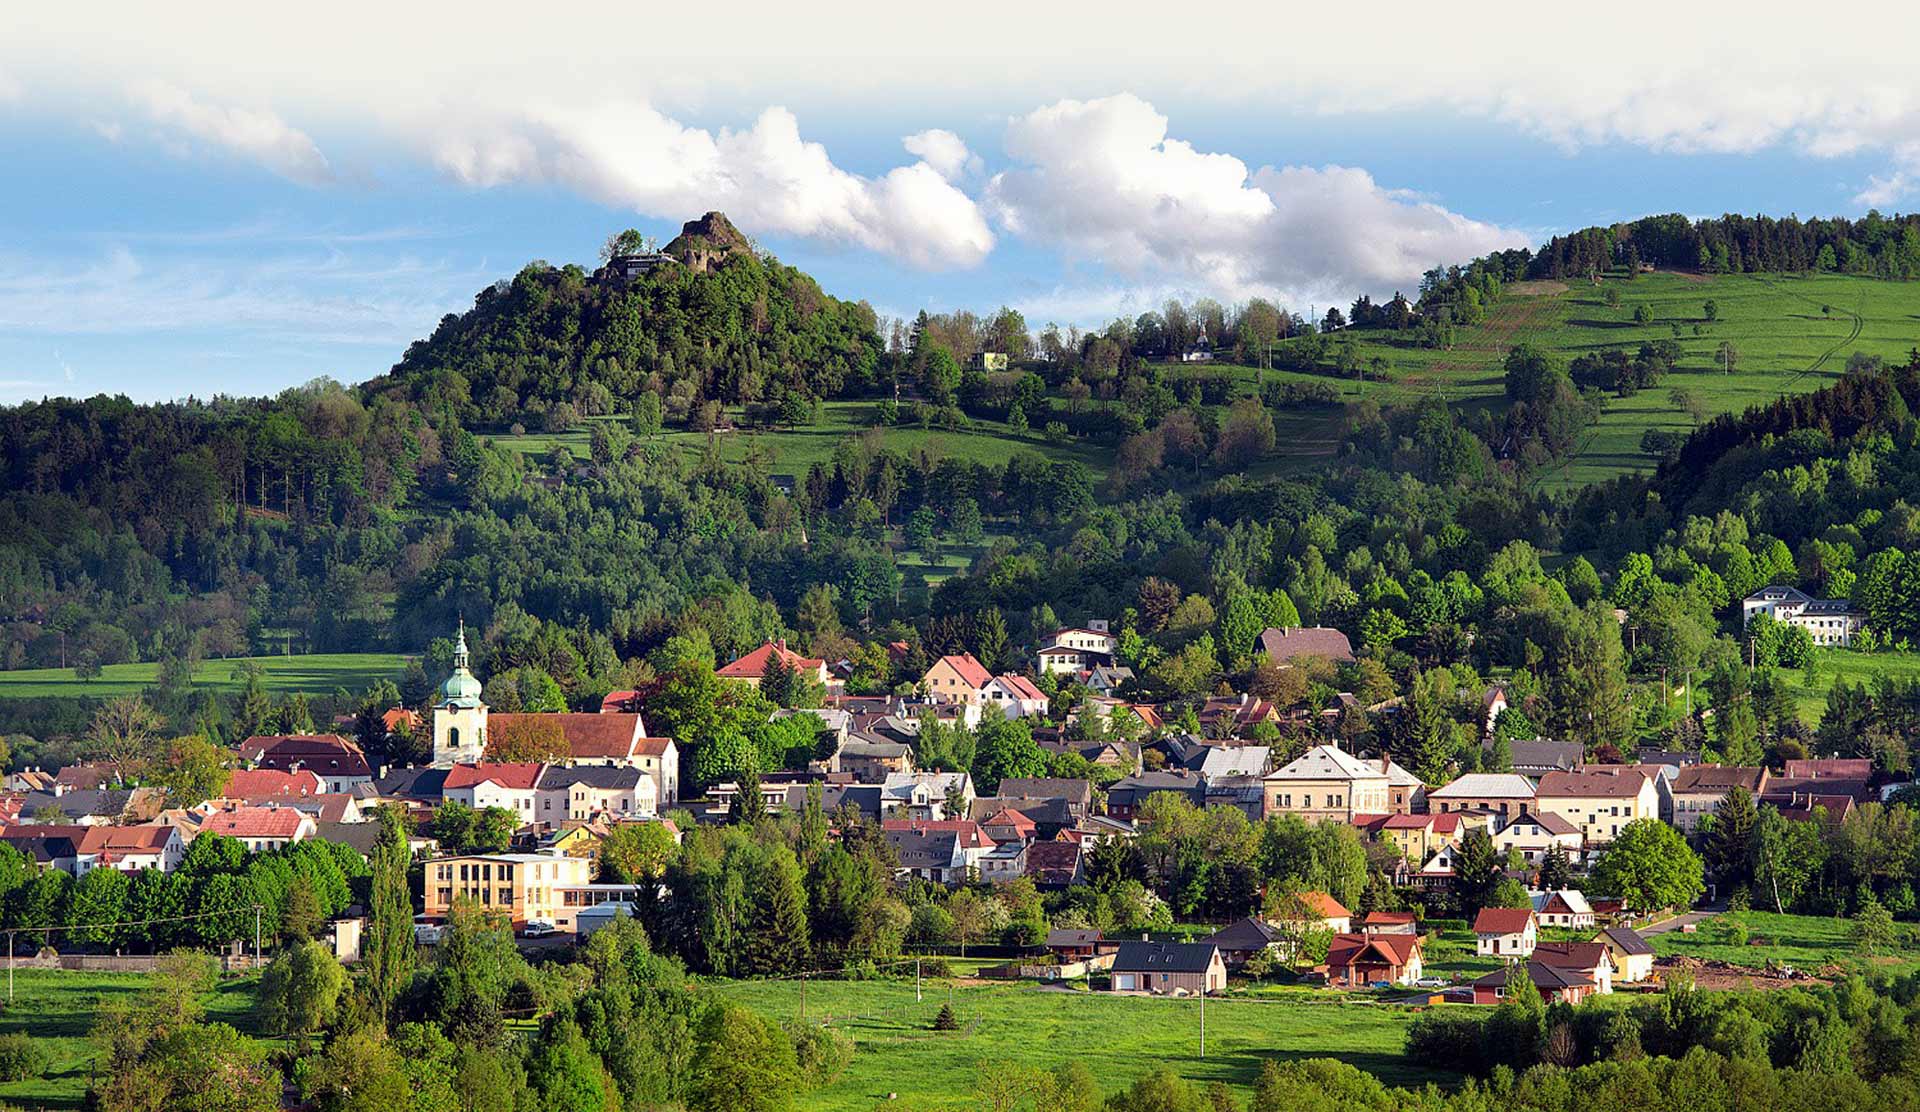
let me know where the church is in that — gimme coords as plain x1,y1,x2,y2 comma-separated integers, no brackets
430,622,680,806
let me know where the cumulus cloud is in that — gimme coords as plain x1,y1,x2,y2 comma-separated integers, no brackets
902,129,981,181
987,94,1529,305
432,102,993,269
132,81,333,186
1853,143,1920,207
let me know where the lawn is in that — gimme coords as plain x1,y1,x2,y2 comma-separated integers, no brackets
0,653,409,700
0,970,263,1111
1648,911,1920,974
708,975,1448,1110
1788,647,1920,719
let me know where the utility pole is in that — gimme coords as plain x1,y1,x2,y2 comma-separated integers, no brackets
253,905,262,970
7,931,13,1004
1199,985,1206,1060
916,957,922,1003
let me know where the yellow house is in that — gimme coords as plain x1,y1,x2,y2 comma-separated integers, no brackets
1378,811,1483,863
1533,768,1661,845
922,653,993,705
1262,744,1390,823
423,852,594,929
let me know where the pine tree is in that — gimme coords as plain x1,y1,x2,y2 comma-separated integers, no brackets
1704,785,1758,890
932,1003,959,1031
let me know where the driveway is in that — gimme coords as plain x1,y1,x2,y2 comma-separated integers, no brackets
1637,905,1723,936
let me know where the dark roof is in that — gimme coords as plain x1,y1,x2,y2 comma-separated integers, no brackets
1498,739,1584,772
1474,961,1593,991
376,767,448,800
884,827,962,869
1600,926,1653,956
1533,941,1611,971
536,765,644,791
996,779,1093,807
1202,916,1285,950
819,785,883,818
1106,772,1205,807
24,789,128,818
1025,840,1082,883
313,821,384,857
1046,929,1103,948
1111,941,1219,974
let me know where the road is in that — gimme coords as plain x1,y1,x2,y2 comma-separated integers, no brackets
1637,905,1723,936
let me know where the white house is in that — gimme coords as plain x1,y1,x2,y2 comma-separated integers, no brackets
443,763,545,826
1741,585,1864,647
984,674,1050,719
1035,624,1117,675
1473,907,1537,957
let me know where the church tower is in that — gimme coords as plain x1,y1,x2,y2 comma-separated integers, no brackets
431,620,488,766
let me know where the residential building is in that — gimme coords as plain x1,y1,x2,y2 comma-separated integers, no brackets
881,771,975,819
983,674,1050,718
716,639,832,689
1379,812,1467,864
832,738,913,780
978,840,1028,884
1384,760,1427,814
239,734,374,792
885,827,971,884
422,852,596,929
1106,771,1205,821
1273,891,1352,935
1202,917,1286,966
1361,911,1419,936
536,765,655,821
76,824,186,873
1470,961,1597,1005
1025,840,1084,886
923,653,994,704
1426,773,1535,819
1044,929,1115,963
202,805,316,852
1532,889,1595,930
443,763,545,826
220,768,326,802
1496,739,1585,776
1534,942,1615,994
1083,665,1135,696
1533,767,1661,844
1256,626,1355,666
996,778,1093,816
981,807,1037,844
1036,625,1117,676
1599,926,1656,983
1473,907,1537,957
1493,811,1584,865
1262,744,1390,823
1325,933,1423,987
1741,585,1864,646
1109,941,1225,994
1670,764,1769,833
1197,694,1278,738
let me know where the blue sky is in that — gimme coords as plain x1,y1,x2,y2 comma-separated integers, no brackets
0,2,1915,401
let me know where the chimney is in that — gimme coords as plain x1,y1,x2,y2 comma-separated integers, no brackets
1381,755,1391,773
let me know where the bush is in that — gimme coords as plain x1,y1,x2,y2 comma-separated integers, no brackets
1404,1009,1485,1073
0,1032,48,1081
932,1003,958,1031
787,1023,853,1089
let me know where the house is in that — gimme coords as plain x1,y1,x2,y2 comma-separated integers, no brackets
983,674,1050,719
1473,907,1537,957
422,852,596,929
716,639,833,690
238,734,373,792
628,738,680,806
283,793,368,826
1384,760,1427,814
1262,745,1390,823
1202,917,1287,966
1670,765,1769,833
1532,888,1595,929
1361,911,1419,936
1426,773,1536,819
1106,772,1205,820
1045,929,1115,962
1783,758,1873,781
979,840,1029,883
22,789,137,825
885,827,971,884
923,653,994,705
220,768,326,802
1742,585,1864,647
76,824,186,873
1481,686,1510,736
1533,767,1660,844
1256,626,1355,666
1036,625,1117,676
5,769,53,794
1197,694,1278,738
832,738,913,780
313,820,386,859
1109,941,1224,994
1775,793,1857,823
1598,926,1656,983
981,807,1038,844
1084,665,1136,697
1379,812,1469,864
970,351,1010,372
1497,739,1585,777
1492,811,1583,866
1194,746,1270,780
1273,891,1352,935
536,765,655,821
0,825,87,872
202,805,317,852
1470,960,1597,1005
443,763,545,826
373,766,448,809
1025,839,1085,886
997,779,1094,817
1765,758,1873,810
52,765,118,795
881,771,975,819
1325,933,1424,987
1535,941,1615,994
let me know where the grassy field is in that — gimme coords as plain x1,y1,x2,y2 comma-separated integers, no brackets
492,402,1112,480
708,975,1446,1110
0,653,408,700
1269,272,1920,489
1648,910,1920,974
1788,648,1920,718
0,970,264,1111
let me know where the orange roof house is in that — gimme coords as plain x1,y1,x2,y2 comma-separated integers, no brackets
923,653,993,704
717,640,831,688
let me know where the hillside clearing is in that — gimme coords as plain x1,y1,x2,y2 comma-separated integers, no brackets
0,653,409,700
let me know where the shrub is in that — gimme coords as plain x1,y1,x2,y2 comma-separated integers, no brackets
0,1032,48,1081
932,1004,958,1031
786,1023,853,1089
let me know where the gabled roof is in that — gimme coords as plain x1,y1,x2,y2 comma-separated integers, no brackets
1279,891,1350,921
1326,932,1420,968
1046,928,1103,947
1501,811,1579,837
1427,773,1535,799
203,806,311,839
537,765,645,791
1534,889,1593,916
632,737,676,758
1257,626,1355,664
223,768,325,799
1264,744,1383,783
1783,758,1873,779
1024,840,1082,881
1203,916,1285,950
1364,911,1418,925
930,653,992,689
1111,941,1219,974
1502,739,1584,772
1672,765,1767,794
884,827,964,868
1473,961,1592,991
1600,926,1654,956
1473,907,1535,935
1533,941,1611,971
1535,768,1650,799
240,734,372,777
444,762,545,792
997,778,1093,806
375,767,447,800
717,639,825,680
882,819,994,850
486,713,644,760
77,825,175,854
991,674,1048,702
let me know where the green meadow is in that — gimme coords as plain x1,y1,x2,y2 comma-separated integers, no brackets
0,653,409,700
1648,910,1919,973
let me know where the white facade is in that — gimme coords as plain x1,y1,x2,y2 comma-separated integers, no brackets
1741,585,1864,647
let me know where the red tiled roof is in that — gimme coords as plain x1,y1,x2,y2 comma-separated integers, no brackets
717,640,825,680
633,737,675,758
1283,891,1351,920
1534,941,1610,971
1536,769,1649,799
994,674,1047,702
1347,813,1393,834
1257,626,1355,664
1382,813,1436,830
1327,932,1420,968
223,769,324,799
882,819,995,850
487,713,643,760
1364,911,1418,924
203,806,310,840
933,653,992,689
599,690,639,713
1783,758,1872,779
78,825,174,854
1473,907,1536,934
445,762,545,791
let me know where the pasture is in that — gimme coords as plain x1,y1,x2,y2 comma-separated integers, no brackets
0,653,409,700
708,974,1447,1111
1647,911,1914,974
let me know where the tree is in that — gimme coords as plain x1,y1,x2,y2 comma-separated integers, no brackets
365,806,415,1021
88,694,162,776
1716,339,1740,374
1852,898,1896,955
1702,785,1759,890
1590,818,1705,914
1451,827,1500,913
526,1017,614,1112
486,715,569,763
688,1004,799,1112
429,899,521,1047
1537,843,1575,891
257,940,345,1041
598,821,677,882
69,865,131,948
310,1027,412,1112
971,712,1046,794
150,735,231,807
1703,299,1720,321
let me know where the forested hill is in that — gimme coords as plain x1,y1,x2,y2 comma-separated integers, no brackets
366,212,882,429
1527,211,1920,279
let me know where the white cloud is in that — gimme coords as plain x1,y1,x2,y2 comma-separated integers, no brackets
1853,143,1920,207
902,129,981,181
132,81,333,186
987,94,1529,305
431,102,993,269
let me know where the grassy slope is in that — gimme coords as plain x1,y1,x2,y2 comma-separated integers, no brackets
1647,911,1920,973
0,971,264,1111
708,977,1446,1111
0,653,408,700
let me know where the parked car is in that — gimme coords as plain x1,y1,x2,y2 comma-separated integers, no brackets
1413,977,1448,989
413,915,443,945
521,920,558,939
1367,980,1393,990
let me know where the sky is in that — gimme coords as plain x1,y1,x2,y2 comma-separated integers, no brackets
2,1,1919,402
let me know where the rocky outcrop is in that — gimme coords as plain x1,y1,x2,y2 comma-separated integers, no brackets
664,211,752,273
